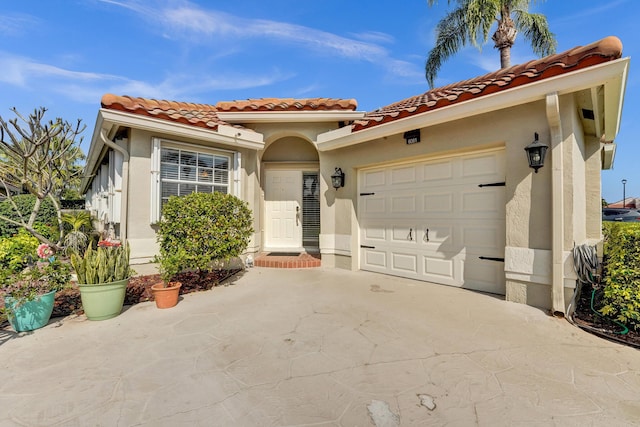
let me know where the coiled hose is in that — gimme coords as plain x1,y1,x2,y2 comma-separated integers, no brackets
568,243,630,337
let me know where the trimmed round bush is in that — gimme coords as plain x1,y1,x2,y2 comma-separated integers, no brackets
157,192,253,277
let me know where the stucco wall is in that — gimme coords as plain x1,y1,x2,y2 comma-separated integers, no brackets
320,97,595,311
124,128,261,263
319,102,549,262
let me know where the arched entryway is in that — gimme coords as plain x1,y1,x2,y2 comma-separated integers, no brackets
261,136,320,253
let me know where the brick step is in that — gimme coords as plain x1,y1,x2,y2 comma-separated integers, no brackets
254,252,321,268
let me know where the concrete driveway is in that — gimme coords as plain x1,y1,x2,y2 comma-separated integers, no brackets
1,267,639,426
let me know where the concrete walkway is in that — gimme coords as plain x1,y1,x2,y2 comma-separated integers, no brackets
1,267,639,426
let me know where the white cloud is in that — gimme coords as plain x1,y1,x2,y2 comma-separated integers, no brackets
0,13,38,35
0,51,292,103
350,31,395,44
101,0,419,78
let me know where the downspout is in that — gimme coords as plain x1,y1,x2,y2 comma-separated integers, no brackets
546,92,565,315
100,130,130,242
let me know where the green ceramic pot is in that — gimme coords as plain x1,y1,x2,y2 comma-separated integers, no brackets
78,279,128,321
4,290,56,332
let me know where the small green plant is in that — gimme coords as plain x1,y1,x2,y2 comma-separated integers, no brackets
0,229,40,274
70,241,132,284
1,243,71,310
600,222,640,330
156,192,253,286
62,210,93,255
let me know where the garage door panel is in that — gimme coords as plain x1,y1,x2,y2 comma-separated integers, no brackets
391,252,418,273
462,225,503,253
423,193,454,214
391,225,417,243
420,160,453,182
461,188,505,218
362,169,386,187
423,256,454,279
363,249,387,268
420,224,453,250
461,153,503,179
391,194,417,214
390,165,417,185
462,258,504,294
359,149,505,295
363,224,386,241
362,196,386,215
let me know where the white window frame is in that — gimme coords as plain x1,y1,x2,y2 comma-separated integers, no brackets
150,138,240,223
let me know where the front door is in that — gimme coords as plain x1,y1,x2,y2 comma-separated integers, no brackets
265,170,303,250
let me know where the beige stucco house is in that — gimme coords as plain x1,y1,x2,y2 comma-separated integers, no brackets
82,36,628,314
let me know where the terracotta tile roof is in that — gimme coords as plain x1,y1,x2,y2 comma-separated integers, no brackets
101,94,231,131
353,36,623,132
215,98,358,112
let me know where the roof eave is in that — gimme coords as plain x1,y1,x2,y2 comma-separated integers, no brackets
216,111,366,123
317,57,630,152
81,108,265,193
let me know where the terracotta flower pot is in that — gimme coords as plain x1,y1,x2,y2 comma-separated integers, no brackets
151,282,182,309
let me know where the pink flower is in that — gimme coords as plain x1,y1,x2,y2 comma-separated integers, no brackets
36,243,54,260
98,240,121,248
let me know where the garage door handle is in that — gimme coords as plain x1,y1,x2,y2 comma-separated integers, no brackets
408,228,413,241
360,245,375,249
424,228,429,242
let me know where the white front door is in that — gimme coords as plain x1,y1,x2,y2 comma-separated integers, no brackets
265,170,303,250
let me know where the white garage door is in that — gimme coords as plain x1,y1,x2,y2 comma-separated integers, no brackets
358,149,506,294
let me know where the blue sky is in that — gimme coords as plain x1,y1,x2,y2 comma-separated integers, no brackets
0,0,637,203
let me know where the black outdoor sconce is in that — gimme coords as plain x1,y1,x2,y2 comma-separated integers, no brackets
331,167,345,189
524,132,549,173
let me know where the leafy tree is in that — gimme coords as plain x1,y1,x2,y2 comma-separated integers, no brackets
0,107,85,252
0,194,58,239
425,0,556,87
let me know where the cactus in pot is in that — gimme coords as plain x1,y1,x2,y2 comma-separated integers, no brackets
70,241,132,320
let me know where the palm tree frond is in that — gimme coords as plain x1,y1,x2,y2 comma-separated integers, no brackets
513,10,556,56
465,0,500,48
425,5,469,88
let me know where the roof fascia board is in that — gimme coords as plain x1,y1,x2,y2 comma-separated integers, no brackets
216,111,366,123
99,109,265,149
317,58,630,152
81,113,113,192
603,57,629,141
81,109,266,192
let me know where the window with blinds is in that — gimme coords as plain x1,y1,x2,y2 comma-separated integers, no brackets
302,172,320,246
160,147,230,209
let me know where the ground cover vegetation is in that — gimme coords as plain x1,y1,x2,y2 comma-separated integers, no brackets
573,222,640,347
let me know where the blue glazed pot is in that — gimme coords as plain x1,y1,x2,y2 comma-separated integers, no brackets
4,290,56,332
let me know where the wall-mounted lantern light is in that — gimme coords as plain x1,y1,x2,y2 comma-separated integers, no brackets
331,167,345,189
524,132,549,173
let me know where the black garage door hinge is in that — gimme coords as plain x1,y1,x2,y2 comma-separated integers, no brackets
479,256,505,262
478,182,506,188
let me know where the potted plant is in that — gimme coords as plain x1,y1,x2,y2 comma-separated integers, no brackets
152,192,253,309
151,250,183,309
70,240,132,320
1,244,71,332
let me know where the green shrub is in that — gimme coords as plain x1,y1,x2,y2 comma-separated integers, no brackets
0,194,58,239
157,192,253,281
600,222,640,330
0,229,40,274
